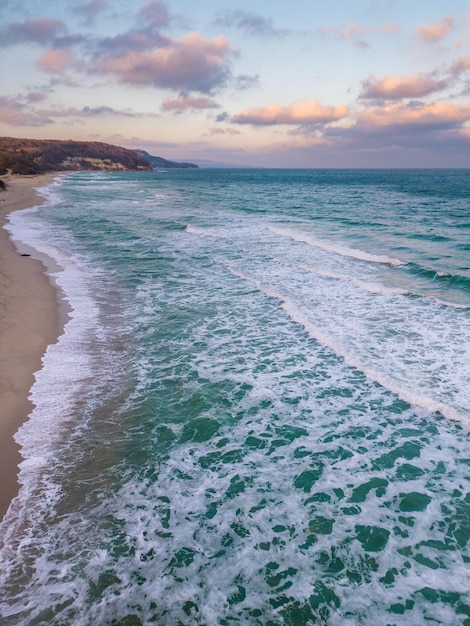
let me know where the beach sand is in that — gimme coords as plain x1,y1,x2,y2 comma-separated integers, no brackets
0,173,64,520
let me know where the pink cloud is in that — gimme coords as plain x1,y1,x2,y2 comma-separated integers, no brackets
377,23,399,34
26,91,47,103
93,33,231,93
360,72,450,100
320,23,370,48
343,24,368,38
207,127,241,135
162,94,220,111
37,49,76,73
0,96,53,126
358,101,470,127
231,100,349,126
415,16,454,43
321,23,368,39
449,56,470,75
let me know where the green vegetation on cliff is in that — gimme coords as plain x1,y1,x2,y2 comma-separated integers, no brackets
0,137,152,175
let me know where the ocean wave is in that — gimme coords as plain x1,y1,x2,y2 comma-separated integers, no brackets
407,262,470,291
228,266,469,425
290,260,469,309
268,225,405,267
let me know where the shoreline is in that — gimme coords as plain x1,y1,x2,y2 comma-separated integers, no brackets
0,173,65,520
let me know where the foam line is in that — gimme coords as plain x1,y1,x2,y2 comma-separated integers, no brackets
268,225,405,267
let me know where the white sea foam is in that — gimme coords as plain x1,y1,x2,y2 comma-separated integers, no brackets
281,259,470,308
1,200,102,529
268,225,405,266
281,259,410,296
186,224,228,239
279,298,467,424
229,265,469,425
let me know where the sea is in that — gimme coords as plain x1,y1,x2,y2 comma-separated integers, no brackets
0,168,469,626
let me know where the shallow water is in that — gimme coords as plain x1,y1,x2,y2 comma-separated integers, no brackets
1,169,469,625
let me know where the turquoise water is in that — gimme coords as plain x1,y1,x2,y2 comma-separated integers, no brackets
1,169,469,625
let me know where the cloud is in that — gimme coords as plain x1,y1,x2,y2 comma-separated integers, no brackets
415,16,454,43
360,72,450,100
214,10,290,38
95,2,173,56
93,33,232,93
357,101,470,128
73,0,108,23
36,105,156,119
215,112,230,122
95,30,169,56
0,91,163,128
320,23,370,48
0,95,53,126
37,49,78,73
449,56,470,76
206,127,241,135
233,74,260,90
231,100,349,126
162,93,220,111
0,17,68,47
140,1,170,29
377,22,400,34
26,91,47,103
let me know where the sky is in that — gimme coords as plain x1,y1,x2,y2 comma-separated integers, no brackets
2,0,470,167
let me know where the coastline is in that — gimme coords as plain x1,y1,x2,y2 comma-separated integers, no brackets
0,173,64,520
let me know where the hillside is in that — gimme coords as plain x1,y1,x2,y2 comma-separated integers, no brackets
132,149,198,169
0,138,152,175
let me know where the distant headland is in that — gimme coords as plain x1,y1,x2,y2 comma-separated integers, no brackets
132,149,198,170
0,137,198,176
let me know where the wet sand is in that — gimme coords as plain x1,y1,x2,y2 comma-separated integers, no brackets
0,173,64,520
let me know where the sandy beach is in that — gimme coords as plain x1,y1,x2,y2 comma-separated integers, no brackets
0,173,64,520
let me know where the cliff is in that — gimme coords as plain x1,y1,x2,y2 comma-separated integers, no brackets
0,138,152,175
133,149,198,170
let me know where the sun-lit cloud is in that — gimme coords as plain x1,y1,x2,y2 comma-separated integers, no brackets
376,22,400,34
0,95,53,126
206,127,241,135
231,100,349,126
449,56,470,75
322,23,368,38
162,93,220,111
320,23,370,48
320,20,399,48
37,49,78,73
358,101,470,127
360,72,450,100
26,91,47,103
415,16,454,43
92,33,232,93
